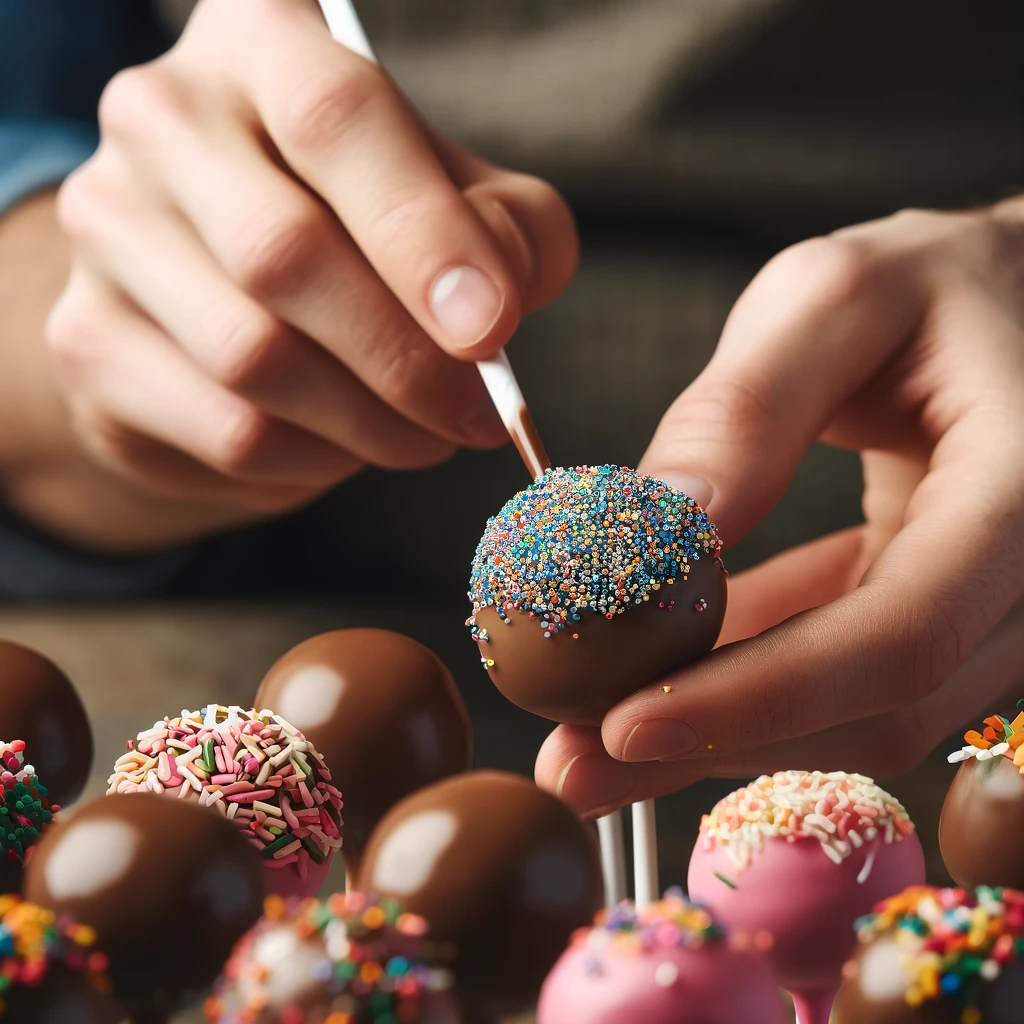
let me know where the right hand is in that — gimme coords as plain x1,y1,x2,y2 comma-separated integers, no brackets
47,0,577,524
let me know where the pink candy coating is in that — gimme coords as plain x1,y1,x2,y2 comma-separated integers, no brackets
687,830,925,997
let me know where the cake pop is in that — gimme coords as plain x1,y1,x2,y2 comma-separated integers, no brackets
0,740,60,893
107,704,343,898
207,892,461,1024
833,885,1024,1024
940,706,1024,890
255,629,472,876
0,894,130,1023
537,888,787,1024
0,639,92,806
357,770,603,1022
467,465,727,726
23,793,263,1018
687,770,925,1024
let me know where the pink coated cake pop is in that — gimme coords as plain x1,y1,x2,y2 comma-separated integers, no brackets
108,704,343,899
537,888,787,1024
687,770,925,1024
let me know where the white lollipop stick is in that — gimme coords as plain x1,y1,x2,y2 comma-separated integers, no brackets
596,810,628,908
632,799,659,907
315,0,550,480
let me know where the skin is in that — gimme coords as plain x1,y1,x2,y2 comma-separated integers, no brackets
0,4,1021,803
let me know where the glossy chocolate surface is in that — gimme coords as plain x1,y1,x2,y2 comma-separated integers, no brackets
833,947,1024,1024
255,629,473,874
939,756,1024,890
478,555,727,725
357,770,602,1022
0,639,92,806
5,965,132,1023
23,794,262,1016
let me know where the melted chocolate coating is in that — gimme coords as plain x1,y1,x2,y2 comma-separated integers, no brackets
478,556,727,725
255,629,472,875
4,966,132,1024
0,640,92,806
357,770,603,1023
833,946,1024,1024
939,756,1024,890
23,794,263,1017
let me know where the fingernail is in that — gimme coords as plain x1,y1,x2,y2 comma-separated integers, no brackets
557,754,636,814
429,266,505,349
622,719,700,762
650,472,714,511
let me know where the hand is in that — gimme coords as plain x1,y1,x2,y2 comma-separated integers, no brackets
43,0,576,543
537,203,1024,817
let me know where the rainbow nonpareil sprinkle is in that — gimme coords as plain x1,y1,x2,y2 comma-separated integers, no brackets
571,889,725,958
107,706,343,880
848,885,1024,1014
0,740,58,865
699,771,916,869
948,702,1024,772
467,466,721,653
0,895,111,1016
207,892,458,1024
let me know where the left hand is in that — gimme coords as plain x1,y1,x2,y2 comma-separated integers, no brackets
536,202,1024,818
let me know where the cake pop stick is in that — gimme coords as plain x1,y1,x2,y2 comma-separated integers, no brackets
632,799,659,906
597,810,628,907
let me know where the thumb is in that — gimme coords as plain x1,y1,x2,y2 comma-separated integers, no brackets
638,236,922,544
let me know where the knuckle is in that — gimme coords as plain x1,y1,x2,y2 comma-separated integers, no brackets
763,235,878,311
44,299,106,372
279,65,381,153
98,63,183,140
672,376,775,447
209,308,292,393
226,200,328,296
209,406,271,477
55,161,110,242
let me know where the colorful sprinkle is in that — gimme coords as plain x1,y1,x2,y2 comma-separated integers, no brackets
699,771,915,869
850,885,1024,1013
0,741,58,864
713,871,737,889
0,896,111,1016
948,702,1024,770
107,706,343,876
466,466,722,653
207,893,457,1024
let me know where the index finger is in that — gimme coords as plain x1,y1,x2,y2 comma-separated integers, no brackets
602,410,1024,766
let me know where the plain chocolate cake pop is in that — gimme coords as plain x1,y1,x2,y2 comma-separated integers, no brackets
0,895,130,1023
357,770,602,1022
0,739,60,894
107,705,343,899
255,629,472,875
0,639,92,806
688,770,925,1024
208,892,461,1024
467,466,727,725
538,889,787,1024
24,793,263,1018
833,885,1024,1024
941,707,1024,890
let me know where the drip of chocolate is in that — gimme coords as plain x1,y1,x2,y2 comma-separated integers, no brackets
509,404,550,481
356,770,602,1023
24,793,263,1019
940,755,1024,889
0,639,92,806
255,629,473,875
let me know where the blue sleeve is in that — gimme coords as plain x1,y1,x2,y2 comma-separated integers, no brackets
0,120,98,216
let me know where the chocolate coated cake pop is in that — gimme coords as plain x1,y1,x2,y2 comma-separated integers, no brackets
0,740,60,893
833,885,1024,1024
0,640,92,806
941,707,1024,890
107,705,343,899
255,629,472,875
688,770,925,1024
467,466,726,725
208,892,461,1024
0,894,130,1023
538,889,787,1024
24,793,263,1017
357,770,602,1022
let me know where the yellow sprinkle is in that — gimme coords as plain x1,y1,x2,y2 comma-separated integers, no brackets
662,686,672,694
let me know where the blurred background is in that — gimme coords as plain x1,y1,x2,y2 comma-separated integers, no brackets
5,0,1024,984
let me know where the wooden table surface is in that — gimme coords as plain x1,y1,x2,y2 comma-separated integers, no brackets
0,603,960,1023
